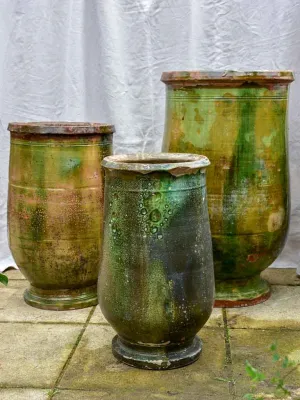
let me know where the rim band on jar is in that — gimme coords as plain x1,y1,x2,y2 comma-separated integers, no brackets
161,70,294,87
102,153,210,176
8,122,115,135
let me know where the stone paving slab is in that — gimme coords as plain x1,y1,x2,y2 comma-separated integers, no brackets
205,308,223,328
227,286,300,330
0,323,82,388
58,325,231,399
54,389,111,399
90,306,223,328
230,329,300,399
262,268,300,286
54,388,227,400
0,281,92,324
0,388,48,400
89,306,109,324
4,269,25,280
5,279,28,289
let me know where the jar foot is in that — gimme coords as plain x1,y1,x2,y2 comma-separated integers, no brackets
214,276,271,308
112,335,202,370
24,284,98,310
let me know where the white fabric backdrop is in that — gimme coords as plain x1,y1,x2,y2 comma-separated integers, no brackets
0,0,300,271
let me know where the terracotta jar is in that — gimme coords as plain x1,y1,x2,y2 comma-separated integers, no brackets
161,71,294,307
8,122,114,310
98,153,214,369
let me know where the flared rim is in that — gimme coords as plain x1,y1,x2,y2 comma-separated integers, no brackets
161,70,294,86
8,122,115,135
102,153,210,176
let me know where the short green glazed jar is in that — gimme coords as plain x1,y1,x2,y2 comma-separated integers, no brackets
161,71,294,307
98,153,214,370
8,122,114,310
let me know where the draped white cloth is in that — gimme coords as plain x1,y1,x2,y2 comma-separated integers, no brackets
1,0,300,271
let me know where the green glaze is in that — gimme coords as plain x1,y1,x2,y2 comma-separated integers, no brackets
8,122,114,310
161,71,294,307
98,153,214,369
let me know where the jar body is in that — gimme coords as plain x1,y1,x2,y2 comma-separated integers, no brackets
162,72,293,306
8,126,112,310
98,159,214,369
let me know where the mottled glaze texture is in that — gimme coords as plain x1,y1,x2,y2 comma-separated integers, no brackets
161,71,294,307
98,153,214,369
8,122,114,310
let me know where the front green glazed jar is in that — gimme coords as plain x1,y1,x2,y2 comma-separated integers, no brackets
98,153,214,370
161,71,294,307
8,122,114,310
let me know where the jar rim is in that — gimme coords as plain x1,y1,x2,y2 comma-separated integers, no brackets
161,70,294,86
8,122,115,135
102,153,210,176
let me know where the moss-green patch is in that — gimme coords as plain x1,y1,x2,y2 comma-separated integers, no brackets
59,157,82,177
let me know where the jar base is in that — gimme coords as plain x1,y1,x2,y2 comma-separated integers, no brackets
112,335,202,370
24,284,98,310
214,276,271,308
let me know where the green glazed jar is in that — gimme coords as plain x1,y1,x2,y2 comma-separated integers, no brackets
8,122,114,310
161,71,294,307
98,153,214,370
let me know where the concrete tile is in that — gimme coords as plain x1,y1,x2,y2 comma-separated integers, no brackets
230,329,300,398
0,281,92,323
262,268,300,286
54,389,110,399
55,388,229,400
0,323,82,388
6,279,29,289
89,306,109,324
205,308,223,328
227,286,300,330
90,306,223,328
0,388,48,400
59,325,230,399
4,269,25,280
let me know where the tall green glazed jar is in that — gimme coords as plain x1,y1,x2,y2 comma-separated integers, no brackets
98,153,214,369
8,122,114,310
161,71,294,307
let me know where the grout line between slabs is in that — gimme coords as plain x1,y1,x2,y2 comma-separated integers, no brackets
0,385,50,390
49,305,96,397
0,387,106,392
221,324,300,332
222,308,236,400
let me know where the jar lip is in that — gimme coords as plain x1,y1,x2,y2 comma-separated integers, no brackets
161,70,294,85
8,122,115,135
102,153,210,176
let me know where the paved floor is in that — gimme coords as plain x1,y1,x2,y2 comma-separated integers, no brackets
0,269,300,400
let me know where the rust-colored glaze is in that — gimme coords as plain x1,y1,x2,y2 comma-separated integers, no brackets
8,122,114,310
214,291,271,308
